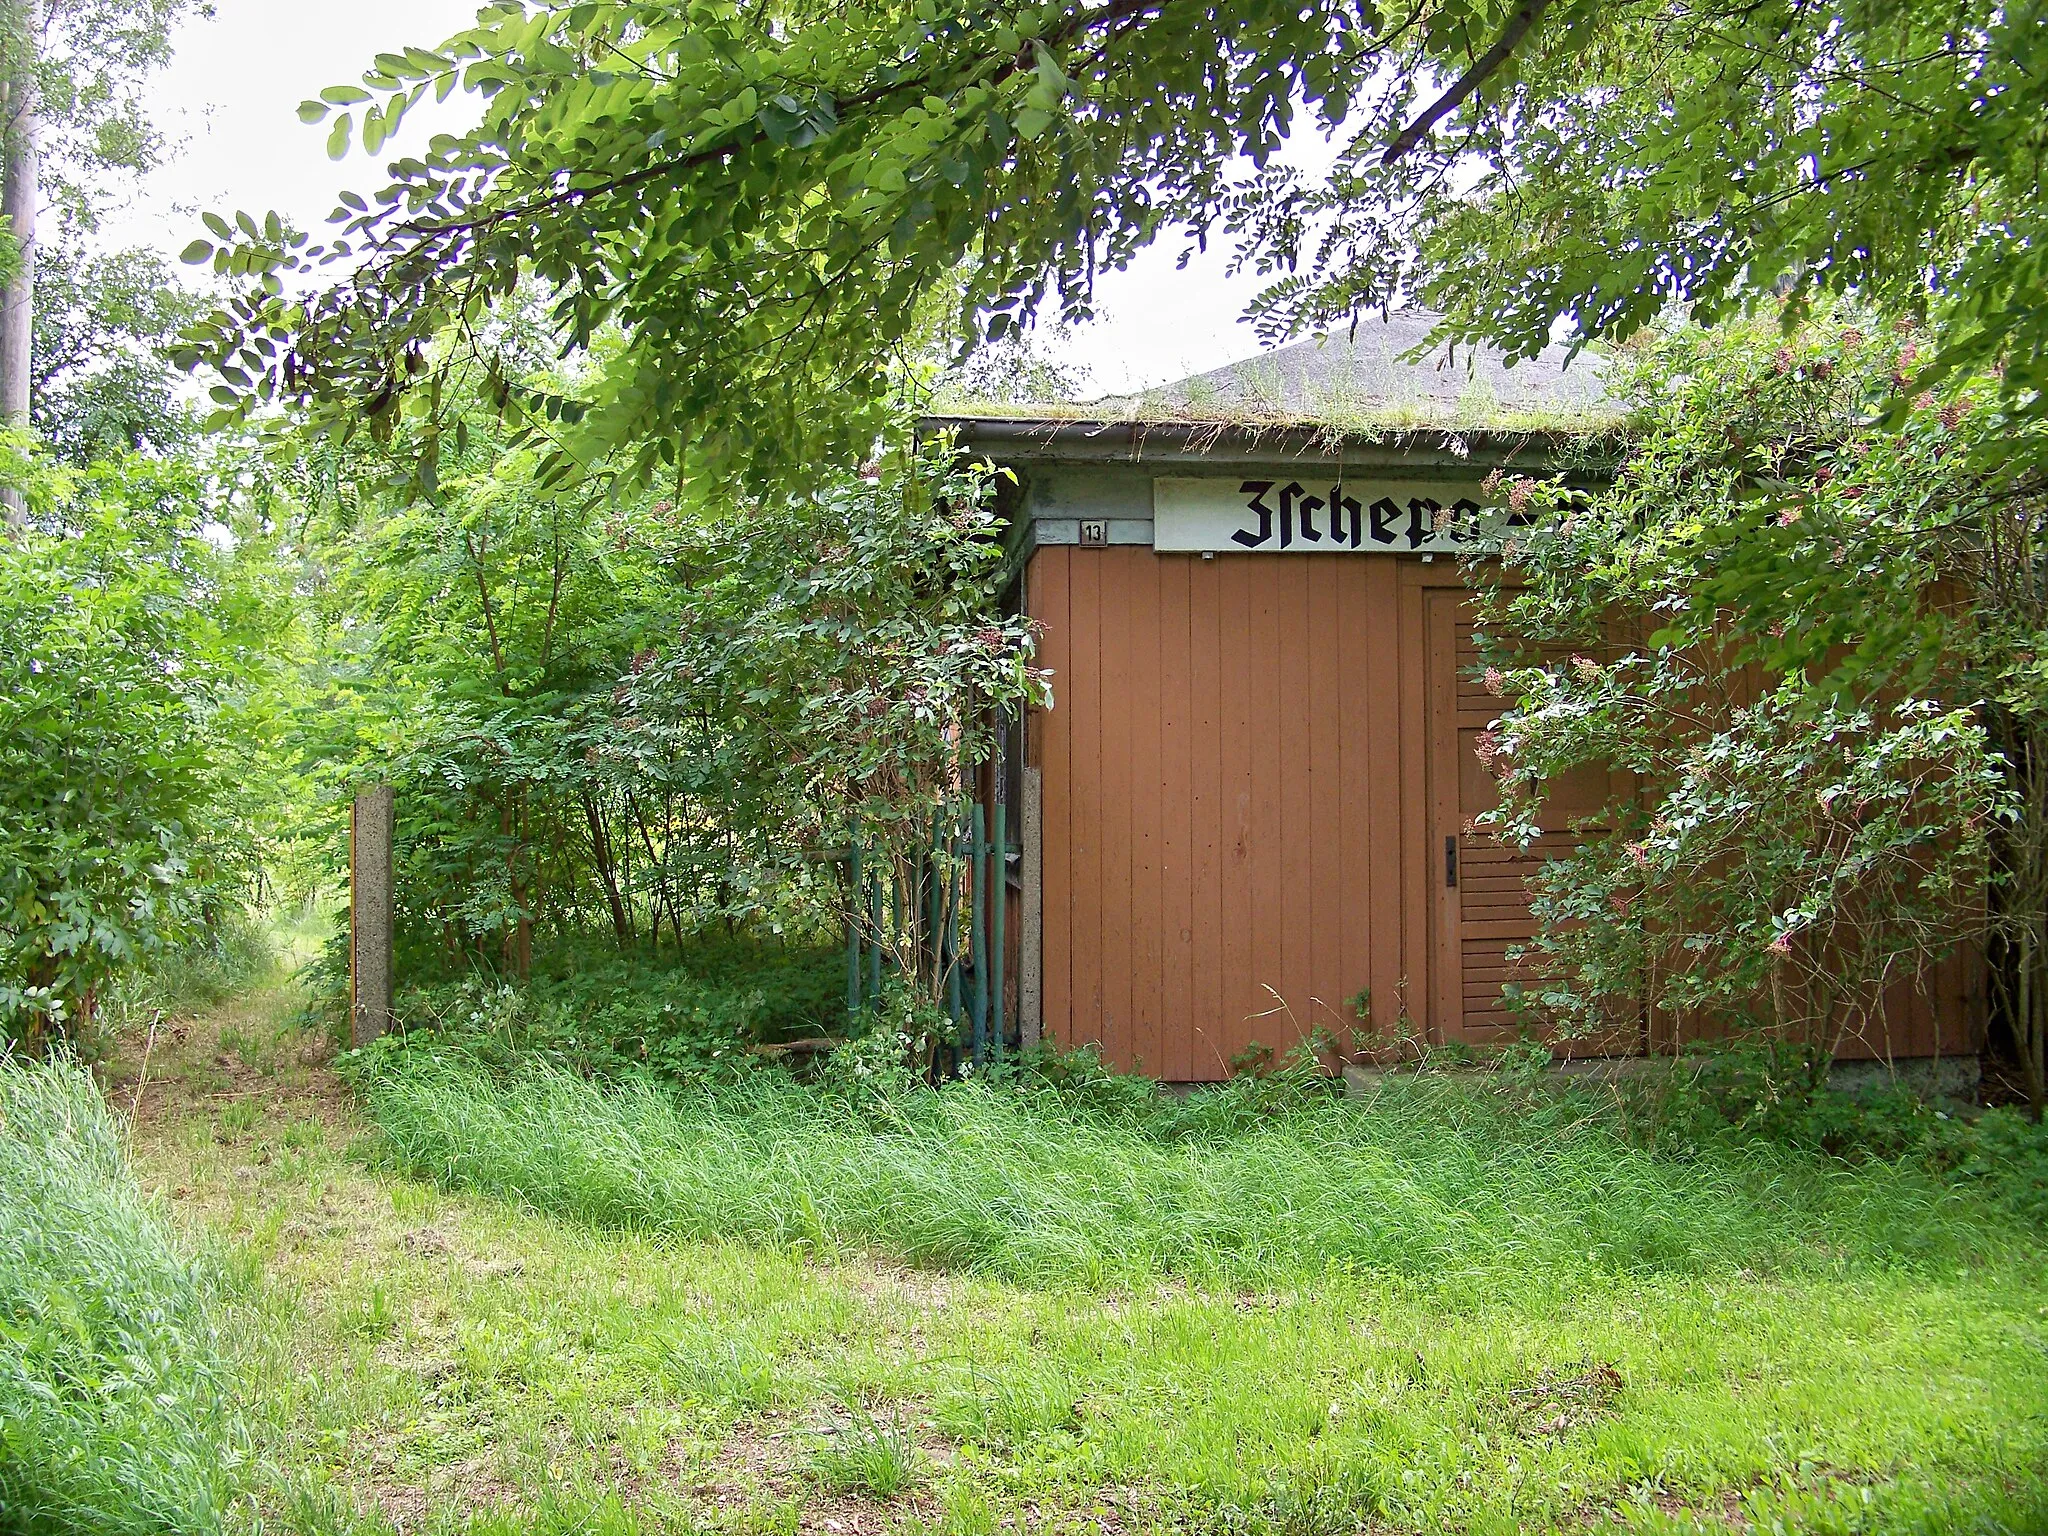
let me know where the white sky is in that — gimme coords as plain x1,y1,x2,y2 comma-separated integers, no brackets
105,0,1319,394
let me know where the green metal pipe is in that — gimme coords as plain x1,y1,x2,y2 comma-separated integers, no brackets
845,821,861,1016
867,865,882,1005
926,806,943,995
943,810,963,1037
970,802,989,1069
983,806,999,1073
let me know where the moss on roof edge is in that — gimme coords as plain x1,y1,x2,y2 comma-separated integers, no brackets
922,394,1630,441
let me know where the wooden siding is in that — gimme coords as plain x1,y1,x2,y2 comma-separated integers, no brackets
1025,546,1979,1078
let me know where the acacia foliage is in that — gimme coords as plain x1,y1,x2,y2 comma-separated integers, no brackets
1472,315,2044,1097
0,441,282,1043
181,0,1392,493
181,0,2045,497
285,415,688,967
1239,0,2048,405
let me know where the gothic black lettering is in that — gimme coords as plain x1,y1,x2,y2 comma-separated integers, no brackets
1405,497,1441,550
1202,480,1496,553
1368,497,1402,546
1277,481,1308,548
1331,488,1362,547
1233,481,1275,547
1297,488,1326,542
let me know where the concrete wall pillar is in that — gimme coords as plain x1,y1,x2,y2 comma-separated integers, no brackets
350,785,396,1047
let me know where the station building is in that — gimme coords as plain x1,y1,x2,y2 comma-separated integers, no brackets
929,313,1977,1079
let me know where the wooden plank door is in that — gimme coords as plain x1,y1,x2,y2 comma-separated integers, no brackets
1425,592,1616,1044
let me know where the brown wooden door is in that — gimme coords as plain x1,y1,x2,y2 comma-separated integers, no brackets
1425,591,1615,1044
1031,545,1428,1077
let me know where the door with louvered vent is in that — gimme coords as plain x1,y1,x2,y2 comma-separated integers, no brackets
1424,592,1619,1044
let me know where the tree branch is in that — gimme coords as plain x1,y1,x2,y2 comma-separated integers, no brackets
365,0,1174,257
1382,0,1552,166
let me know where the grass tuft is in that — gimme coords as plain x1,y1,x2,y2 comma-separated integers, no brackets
0,1053,242,1533
805,1402,927,1498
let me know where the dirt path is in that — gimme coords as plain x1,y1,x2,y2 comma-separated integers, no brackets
109,980,356,1150
102,988,1005,1535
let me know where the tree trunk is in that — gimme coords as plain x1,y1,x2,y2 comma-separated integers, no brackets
582,787,635,948
0,0,38,524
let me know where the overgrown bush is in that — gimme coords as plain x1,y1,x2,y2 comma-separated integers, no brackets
0,440,288,1051
290,413,1043,985
1,455,216,1045
0,1055,242,1532
1633,1042,2048,1228
1471,310,2046,1103
342,934,847,1081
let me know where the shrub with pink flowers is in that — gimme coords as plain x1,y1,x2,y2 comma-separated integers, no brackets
1467,309,2046,1105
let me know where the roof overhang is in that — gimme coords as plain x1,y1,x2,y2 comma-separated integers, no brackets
921,414,1620,478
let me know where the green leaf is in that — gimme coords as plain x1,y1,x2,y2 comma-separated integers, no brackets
179,240,213,265
327,113,354,160
298,99,330,124
757,90,838,150
320,84,373,106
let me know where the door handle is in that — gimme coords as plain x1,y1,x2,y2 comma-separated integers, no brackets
1445,835,1458,888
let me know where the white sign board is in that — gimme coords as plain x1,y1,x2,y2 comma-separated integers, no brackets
1153,476,1509,554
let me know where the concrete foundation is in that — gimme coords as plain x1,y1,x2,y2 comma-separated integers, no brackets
1342,1053,1985,1103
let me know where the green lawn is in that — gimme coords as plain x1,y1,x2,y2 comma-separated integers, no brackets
113,988,2048,1536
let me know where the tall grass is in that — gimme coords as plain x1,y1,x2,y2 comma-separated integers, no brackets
356,1051,2020,1288
96,907,278,1041
0,1055,241,1533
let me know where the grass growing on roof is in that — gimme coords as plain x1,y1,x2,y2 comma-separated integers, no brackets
923,389,1625,439
349,1045,2024,1288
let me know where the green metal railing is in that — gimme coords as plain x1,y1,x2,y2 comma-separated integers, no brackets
843,798,1010,1071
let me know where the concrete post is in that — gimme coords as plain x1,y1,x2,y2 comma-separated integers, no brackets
350,785,395,1046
